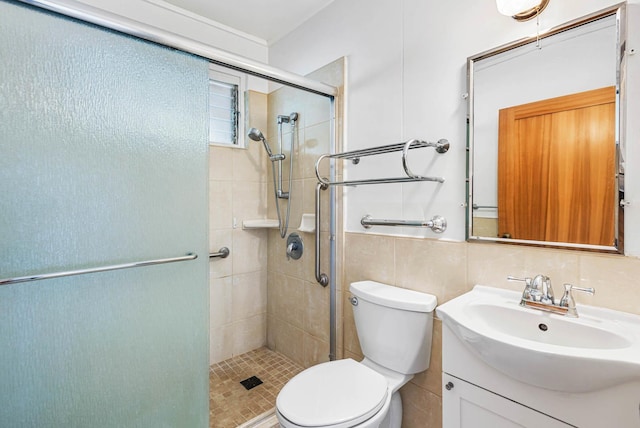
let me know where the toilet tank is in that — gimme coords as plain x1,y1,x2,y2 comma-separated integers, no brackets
350,281,437,374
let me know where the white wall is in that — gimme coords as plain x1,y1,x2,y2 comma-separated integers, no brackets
58,0,268,62
624,3,640,256
269,0,640,255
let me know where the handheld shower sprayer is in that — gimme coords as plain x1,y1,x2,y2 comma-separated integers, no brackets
247,128,285,161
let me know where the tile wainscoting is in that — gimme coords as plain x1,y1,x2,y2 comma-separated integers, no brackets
342,232,640,427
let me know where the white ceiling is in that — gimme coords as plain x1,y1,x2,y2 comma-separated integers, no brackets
163,0,336,44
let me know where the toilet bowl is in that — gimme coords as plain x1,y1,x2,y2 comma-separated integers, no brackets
276,280,437,428
276,358,391,428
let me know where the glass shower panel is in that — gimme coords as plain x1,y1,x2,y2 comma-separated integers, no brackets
0,1,209,427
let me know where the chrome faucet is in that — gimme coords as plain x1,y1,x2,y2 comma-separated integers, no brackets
531,274,554,304
507,275,595,317
508,274,553,303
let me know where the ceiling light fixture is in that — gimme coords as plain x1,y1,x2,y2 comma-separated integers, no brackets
496,0,550,21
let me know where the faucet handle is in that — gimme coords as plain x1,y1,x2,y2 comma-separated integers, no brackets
559,284,595,317
507,276,532,285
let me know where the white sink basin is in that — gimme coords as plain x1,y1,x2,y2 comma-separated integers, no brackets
436,285,640,392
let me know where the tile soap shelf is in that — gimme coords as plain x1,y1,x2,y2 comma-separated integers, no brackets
297,214,315,233
242,219,279,229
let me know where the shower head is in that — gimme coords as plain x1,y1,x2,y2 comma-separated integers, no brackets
247,127,265,142
247,128,284,161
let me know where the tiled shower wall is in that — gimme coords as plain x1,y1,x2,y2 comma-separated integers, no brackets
209,91,269,364
342,232,640,427
266,59,344,369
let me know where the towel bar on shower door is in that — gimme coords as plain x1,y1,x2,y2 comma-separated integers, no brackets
0,253,198,286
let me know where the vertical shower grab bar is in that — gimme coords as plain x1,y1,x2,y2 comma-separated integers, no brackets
315,182,329,287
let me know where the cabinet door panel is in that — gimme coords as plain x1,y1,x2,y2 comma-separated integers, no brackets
442,374,574,428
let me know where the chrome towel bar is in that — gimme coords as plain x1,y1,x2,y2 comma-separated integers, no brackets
0,253,198,286
209,247,230,259
315,138,449,187
361,215,447,233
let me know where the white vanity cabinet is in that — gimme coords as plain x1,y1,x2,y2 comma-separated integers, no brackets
442,373,572,427
440,321,640,428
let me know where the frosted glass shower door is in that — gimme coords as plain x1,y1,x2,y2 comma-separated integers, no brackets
0,1,209,427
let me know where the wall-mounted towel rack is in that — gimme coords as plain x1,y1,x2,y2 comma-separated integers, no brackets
315,138,449,187
313,138,449,287
0,253,198,286
361,214,447,233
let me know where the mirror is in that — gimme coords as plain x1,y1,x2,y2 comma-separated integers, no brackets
466,5,625,253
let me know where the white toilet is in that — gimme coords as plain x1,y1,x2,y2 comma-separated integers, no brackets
276,280,437,428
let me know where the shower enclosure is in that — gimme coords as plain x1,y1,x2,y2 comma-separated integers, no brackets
209,69,341,365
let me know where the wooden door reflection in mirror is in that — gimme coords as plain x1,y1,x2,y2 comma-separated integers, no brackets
498,86,616,245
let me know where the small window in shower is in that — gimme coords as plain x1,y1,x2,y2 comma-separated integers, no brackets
209,65,245,147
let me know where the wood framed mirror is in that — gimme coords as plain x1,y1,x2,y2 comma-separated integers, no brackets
466,4,626,253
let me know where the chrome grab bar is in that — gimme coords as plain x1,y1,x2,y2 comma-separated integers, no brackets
315,182,329,287
0,253,198,286
360,214,447,233
209,247,230,259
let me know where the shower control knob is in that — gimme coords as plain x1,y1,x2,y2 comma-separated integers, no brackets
286,233,303,260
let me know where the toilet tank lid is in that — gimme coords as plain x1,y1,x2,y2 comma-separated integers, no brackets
350,280,437,312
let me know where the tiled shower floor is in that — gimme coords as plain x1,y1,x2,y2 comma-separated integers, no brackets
209,347,304,428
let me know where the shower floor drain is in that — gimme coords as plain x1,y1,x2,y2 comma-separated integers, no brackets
240,375,263,390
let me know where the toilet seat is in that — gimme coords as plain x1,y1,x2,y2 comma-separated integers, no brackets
276,359,389,428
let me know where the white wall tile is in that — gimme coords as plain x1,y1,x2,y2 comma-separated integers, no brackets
231,270,267,321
